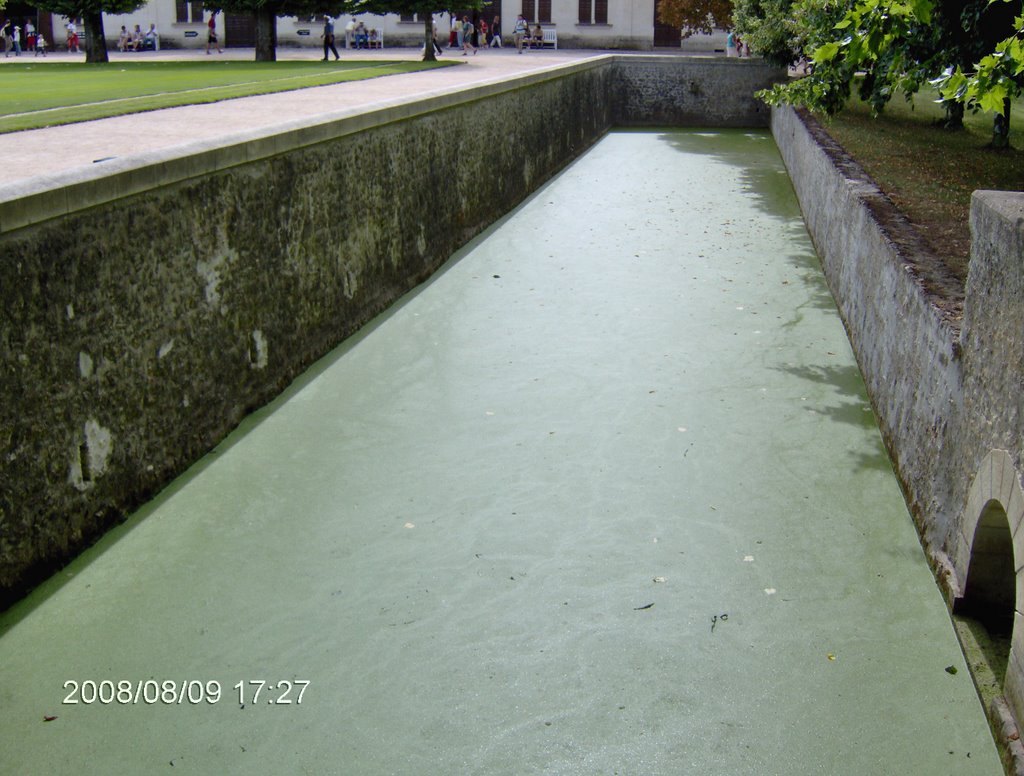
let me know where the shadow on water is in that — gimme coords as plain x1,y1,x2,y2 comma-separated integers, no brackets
776,362,894,473
652,129,839,314
654,128,801,221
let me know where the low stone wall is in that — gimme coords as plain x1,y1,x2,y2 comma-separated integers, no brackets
0,55,783,603
772,105,1024,767
614,56,777,127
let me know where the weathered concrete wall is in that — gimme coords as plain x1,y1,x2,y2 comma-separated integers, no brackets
614,57,781,127
772,106,1024,766
0,60,613,603
770,107,965,551
0,56,781,604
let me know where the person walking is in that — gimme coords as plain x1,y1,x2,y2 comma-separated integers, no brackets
10,24,21,55
66,20,79,53
490,15,502,47
430,18,443,56
513,14,528,53
461,15,475,55
206,11,222,54
322,15,339,60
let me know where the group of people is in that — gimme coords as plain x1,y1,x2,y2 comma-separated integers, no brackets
515,17,547,52
1,19,50,56
447,14,506,55
725,30,750,58
117,23,159,52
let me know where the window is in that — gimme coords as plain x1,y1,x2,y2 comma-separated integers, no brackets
521,0,551,23
579,0,607,24
175,0,204,23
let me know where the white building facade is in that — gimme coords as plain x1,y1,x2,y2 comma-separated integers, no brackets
39,0,725,53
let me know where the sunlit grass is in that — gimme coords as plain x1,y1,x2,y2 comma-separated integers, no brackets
0,60,454,133
820,87,1024,282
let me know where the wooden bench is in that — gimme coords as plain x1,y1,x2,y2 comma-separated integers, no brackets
525,26,557,49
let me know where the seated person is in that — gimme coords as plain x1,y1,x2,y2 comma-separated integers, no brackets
368,28,380,48
117,25,130,51
144,23,158,51
354,21,368,48
130,24,143,50
530,23,543,48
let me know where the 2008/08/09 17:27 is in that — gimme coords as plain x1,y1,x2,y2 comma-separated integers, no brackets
62,679,311,706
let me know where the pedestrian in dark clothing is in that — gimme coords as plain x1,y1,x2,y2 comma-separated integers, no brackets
322,16,340,60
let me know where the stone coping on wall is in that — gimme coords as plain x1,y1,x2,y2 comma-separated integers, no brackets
0,55,781,236
0,56,611,235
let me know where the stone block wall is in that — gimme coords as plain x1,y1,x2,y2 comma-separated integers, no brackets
613,57,779,128
772,106,1024,766
0,61,614,603
0,56,783,604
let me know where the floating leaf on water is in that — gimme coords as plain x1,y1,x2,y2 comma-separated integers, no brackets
945,665,958,675
827,653,836,661
634,603,655,611
653,576,666,583
404,522,415,529
764,588,777,595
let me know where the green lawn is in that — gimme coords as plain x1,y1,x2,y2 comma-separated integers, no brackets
821,87,1024,282
0,60,454,133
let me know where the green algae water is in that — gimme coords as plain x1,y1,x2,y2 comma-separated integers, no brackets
0,130,1001,775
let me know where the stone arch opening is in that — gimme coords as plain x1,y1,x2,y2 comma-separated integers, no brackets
955,499,1015,682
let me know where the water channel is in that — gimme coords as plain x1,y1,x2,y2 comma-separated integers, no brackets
0,130,1002,774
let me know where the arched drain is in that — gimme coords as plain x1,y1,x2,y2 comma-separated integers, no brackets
954,500,1015,688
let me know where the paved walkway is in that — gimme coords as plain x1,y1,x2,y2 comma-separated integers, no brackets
0,47,604,185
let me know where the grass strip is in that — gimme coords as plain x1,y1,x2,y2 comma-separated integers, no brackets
820,88,1024,283
0,60,453,133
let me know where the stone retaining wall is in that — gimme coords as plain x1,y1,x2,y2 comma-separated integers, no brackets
0,56,783,604
772,105,1024,767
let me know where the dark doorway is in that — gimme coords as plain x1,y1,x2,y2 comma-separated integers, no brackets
653,5,680,48
224,13,255,48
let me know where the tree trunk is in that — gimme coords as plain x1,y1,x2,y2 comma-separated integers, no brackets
83,11,109,63
255,7,277,62
940,99,964,130
422,15,436,62
992,97,1012,149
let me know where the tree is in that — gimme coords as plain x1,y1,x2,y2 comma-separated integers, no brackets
934,7,1024,146
732,0,846,68
35,0,145,62
656,0,734,36
757,0,1020,131
210,0,339,61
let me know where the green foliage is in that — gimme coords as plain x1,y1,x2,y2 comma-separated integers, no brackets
759,0,934,113
933,11,1024,114
733,0,851,69
759,0,1022,124
35,0,143,15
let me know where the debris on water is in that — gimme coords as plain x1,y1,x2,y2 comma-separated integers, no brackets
404,522,415,529
945,665,958,675
634,603,654,610
711,613,729,632
653,576,666,583
827,653,836,661
743,555,755,563
493,275,501,278
764,588,777,595
43,715,57,722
